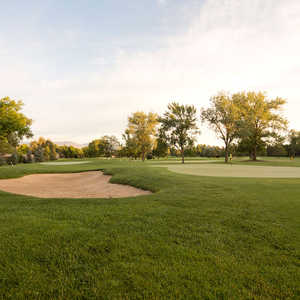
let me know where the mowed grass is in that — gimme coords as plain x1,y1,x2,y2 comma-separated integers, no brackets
0,159,300,299
158,162,300,178
216,156,300,168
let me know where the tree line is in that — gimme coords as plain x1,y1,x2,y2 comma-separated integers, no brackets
1,92,299,165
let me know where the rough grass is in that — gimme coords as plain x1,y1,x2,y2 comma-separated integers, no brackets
0,159,300,299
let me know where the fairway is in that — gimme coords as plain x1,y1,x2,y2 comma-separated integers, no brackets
161,162,300,178
40,161,91,165
0,159,300,299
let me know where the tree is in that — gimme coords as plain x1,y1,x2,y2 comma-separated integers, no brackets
100,136,120,158
288,130,300,157
158,102,199,164
152,137,169,159
267,143,288,157
86,140,100,157
126,112,158,161
201,92,240,163
234,92,288,161
17,144,30,155
0,97,33,150
44,145,51,161
85,136,120,158
33,146,44,162
0,136,14,154
47,141,57,160
122,129,139,159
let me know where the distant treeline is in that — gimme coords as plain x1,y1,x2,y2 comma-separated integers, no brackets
1,132,300,166
0,137,85,166
1,92,300,166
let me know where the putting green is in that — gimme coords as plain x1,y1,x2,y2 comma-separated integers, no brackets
160,163,300,178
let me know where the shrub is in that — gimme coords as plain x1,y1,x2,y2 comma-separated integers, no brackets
7,152,19,165
0,157,6,166
25,151,35,163
147,153,153,160
18,155,26,164
34,147,44,162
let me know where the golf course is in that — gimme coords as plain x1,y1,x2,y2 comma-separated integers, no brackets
0,157,299,299
1,1,300,297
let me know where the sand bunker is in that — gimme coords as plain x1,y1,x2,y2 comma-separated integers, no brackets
0,171,151,198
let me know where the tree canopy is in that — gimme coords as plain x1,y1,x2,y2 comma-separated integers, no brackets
288,130,300,157
0,97,33,152
125,112,158,161
158,102,199,163
201,92,240,163
233,91,288,160
84,136,120,158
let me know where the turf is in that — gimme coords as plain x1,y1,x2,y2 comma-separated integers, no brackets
158,163,300,178
0,159,300,299
216,157,300,168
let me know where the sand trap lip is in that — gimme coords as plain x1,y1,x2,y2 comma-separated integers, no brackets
40,161,91,165
158,164,300,178
0,171,151,198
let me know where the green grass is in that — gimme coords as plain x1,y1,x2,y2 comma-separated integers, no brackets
0,159,300,299
156,162,300,178
215,156,300,168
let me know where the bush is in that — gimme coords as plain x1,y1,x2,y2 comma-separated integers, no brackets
25,152,35,163
147,153,153,160
18,155,26,164
7,152,18,165
0,157,6,166
34,147,44,162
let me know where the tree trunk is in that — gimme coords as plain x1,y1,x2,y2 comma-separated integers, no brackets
225,146,229,163
142,152,145,162
181,148,185,164
252,146,257,161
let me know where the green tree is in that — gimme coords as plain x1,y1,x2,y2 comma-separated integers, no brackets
152,137,169,159
288,130,300,157
86,140,101,157
122,129,139,159
126,112,158,161
0,136,14,154
44,145,51,161
17,144,30,155
101,136,120,158
234,92,288,161
201,92,240,163
158,102,199,164
33,146,44,162
0,97,33,150
267,143,288,157
85,136,120,158
47,141,57,160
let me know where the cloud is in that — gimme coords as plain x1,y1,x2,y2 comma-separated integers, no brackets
1,0,300,145
157,0,167,6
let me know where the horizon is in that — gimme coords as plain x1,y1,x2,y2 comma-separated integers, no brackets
1,0,300,145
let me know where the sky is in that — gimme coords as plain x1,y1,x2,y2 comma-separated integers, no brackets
1,0,300,145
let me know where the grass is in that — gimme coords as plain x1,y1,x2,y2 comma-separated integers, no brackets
215,156,300,168
157,162,300,178
0,158,300,299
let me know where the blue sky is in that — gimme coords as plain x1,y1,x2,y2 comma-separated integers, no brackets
1,0,300,144
1,0,199,78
